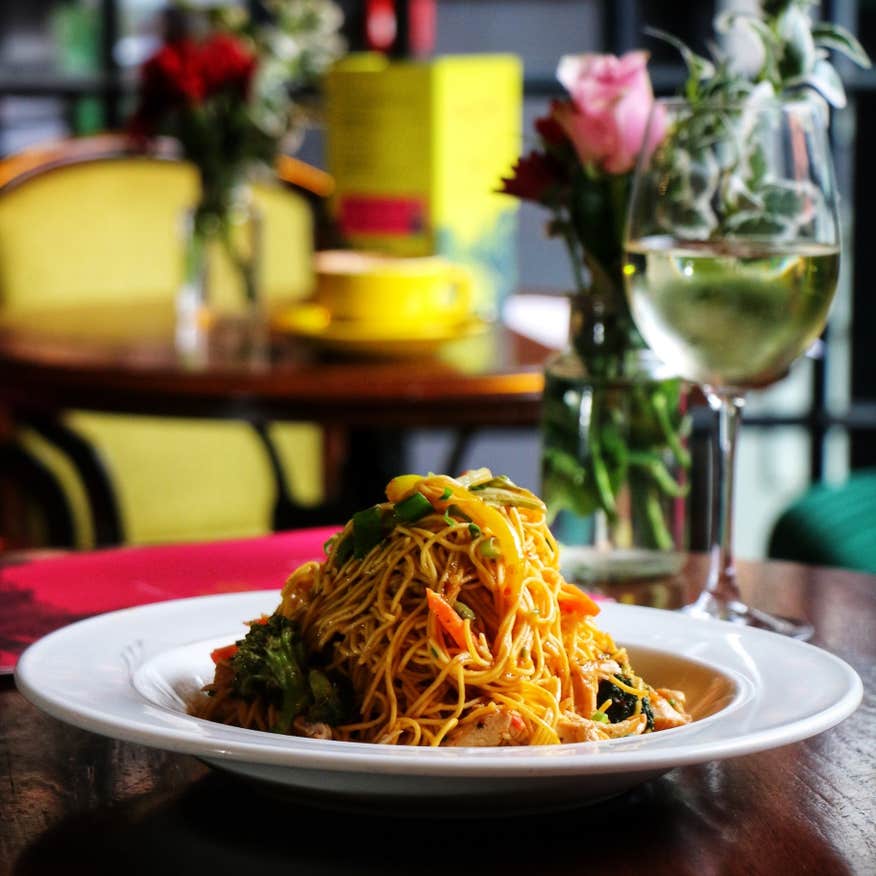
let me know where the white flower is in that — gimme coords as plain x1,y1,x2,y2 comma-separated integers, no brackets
271,33,302,63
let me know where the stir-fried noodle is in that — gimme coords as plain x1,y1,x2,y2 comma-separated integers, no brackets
192,470,690,745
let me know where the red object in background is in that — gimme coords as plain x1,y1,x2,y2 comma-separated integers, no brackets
365,0,435,57
0,527,340,672
499,151,564,203
339,195,427,235
365,0,397,52
199,33,257,99
129,31,257,140
408,0,436,57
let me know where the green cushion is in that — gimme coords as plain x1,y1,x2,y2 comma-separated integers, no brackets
768,470,876,574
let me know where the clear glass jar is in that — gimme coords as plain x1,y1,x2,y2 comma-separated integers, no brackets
540,294,691,593
176,181,266,362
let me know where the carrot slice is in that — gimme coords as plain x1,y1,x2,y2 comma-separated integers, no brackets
557,583,600,617
426,588,468,650
210,643,239,664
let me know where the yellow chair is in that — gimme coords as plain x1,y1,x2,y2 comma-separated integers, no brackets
0,135,329,548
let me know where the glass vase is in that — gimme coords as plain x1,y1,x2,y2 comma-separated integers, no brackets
176,182,266,362
540,292,691,598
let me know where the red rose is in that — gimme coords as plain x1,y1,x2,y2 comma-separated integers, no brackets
142,38,205,105
128,38,204,139
499,151,562,203
129,33,257,141
534,105,568,147
199,34,257,99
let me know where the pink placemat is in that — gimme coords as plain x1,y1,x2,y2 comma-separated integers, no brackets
0,527,340,672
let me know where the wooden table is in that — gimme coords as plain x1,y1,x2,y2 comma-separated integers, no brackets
0,298,553,543
0,298,549,427
2,556,873,875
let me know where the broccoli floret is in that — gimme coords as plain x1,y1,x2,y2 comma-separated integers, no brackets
229,614,350,732
597,675,655,731
306,668,350,725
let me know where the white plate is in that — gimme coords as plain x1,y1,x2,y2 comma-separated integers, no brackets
14,592,862,815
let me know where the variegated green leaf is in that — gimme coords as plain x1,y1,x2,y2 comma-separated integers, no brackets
811,22,872,69
787,58,847,107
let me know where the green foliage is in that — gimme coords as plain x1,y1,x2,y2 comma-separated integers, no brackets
646,3,870,244
220,0,346,139
659,2,871,111
541,372,690,550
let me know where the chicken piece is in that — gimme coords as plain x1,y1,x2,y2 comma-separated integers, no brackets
446,708,528,746
648,689,691,731
556,711,604,743
600,714,648,738
658,687,688,711
292,716,333,739
570,666,598,718
598,659,623,676
557,711,647,743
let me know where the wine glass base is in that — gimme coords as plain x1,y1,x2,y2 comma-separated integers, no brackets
681,592,814,641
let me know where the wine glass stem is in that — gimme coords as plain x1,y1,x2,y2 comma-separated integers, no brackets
705,389,745,603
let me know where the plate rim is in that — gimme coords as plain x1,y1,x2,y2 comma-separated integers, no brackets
14,591,864,778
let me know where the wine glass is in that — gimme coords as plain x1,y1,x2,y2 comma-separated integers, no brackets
623,96,840,639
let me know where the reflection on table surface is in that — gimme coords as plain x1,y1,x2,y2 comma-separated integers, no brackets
577,553,814,617
2,758,853,875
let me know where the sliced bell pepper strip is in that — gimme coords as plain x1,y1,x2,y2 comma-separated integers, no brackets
427,477,524,598
388,472,525,599
386,474,424,504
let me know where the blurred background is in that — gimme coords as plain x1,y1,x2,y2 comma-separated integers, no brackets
0,0,873,563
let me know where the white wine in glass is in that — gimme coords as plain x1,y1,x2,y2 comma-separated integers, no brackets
624,98,841,639
625,237,839,390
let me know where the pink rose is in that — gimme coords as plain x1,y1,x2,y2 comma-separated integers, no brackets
552,51,665,174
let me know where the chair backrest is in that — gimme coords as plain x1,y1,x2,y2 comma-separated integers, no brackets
768,469,876,574
0,135,315,313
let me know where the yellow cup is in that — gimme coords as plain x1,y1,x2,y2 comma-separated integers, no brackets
313,251,474,334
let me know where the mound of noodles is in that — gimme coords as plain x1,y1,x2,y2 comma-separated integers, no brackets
193,470,690,745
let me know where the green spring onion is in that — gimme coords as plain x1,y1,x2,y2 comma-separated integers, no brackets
477,537,502,559
453,600,476,621
352,506,384,559
393,491,433,523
